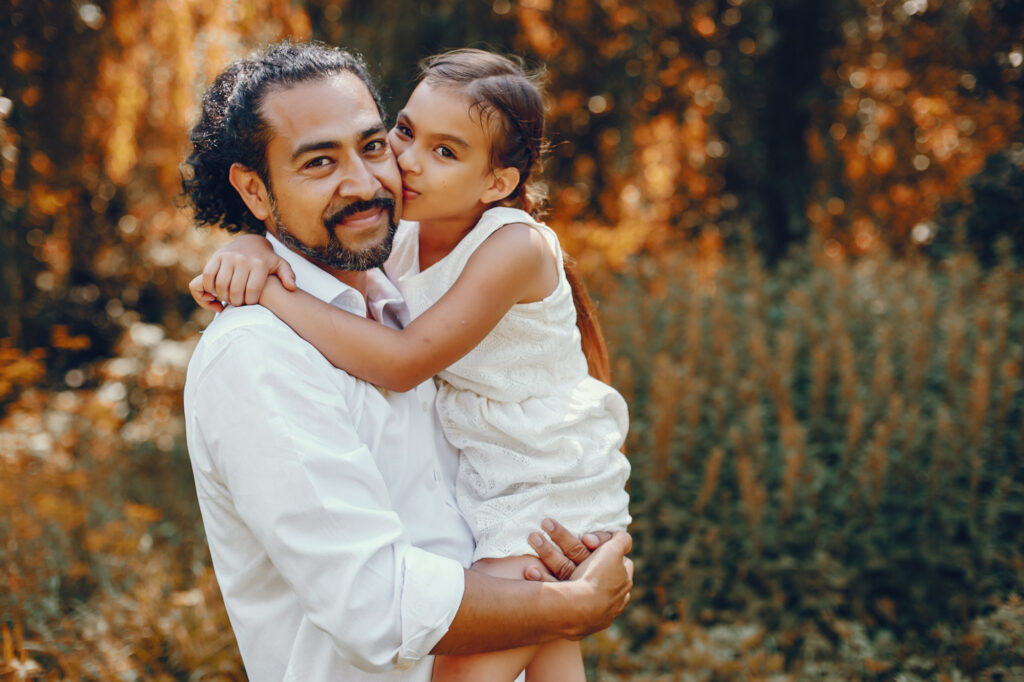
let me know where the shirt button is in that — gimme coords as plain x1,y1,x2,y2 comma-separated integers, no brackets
433,469,440,483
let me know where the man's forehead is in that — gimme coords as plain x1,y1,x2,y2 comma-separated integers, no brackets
261,73,384,145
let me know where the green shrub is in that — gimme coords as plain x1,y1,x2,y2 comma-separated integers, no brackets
591,242,1024,672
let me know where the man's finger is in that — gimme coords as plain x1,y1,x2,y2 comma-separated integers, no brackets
529,532,576,581
542,518,591,565
599,531,633,559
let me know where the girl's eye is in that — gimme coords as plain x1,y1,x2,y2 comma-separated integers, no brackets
436,146,456,159
395,124,412,138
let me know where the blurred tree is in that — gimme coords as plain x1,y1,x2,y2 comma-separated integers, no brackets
1,0,117,363
932,148,1024,264
1,0,310,383
806,0,1023,254
715,0,858,261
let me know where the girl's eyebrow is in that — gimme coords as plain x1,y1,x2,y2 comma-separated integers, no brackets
432,132,470,149
395,111,469,148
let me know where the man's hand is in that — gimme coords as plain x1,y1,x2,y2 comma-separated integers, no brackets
557,531,633,638
524,518,614,582
433,521,633,654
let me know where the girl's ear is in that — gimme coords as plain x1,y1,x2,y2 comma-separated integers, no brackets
229,162,273,222
480,166,521,204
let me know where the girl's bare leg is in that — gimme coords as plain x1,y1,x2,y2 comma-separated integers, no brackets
433,554,584,682
525,638,586,682
432,643,537,682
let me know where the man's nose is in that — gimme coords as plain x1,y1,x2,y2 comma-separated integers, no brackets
337,157,383,201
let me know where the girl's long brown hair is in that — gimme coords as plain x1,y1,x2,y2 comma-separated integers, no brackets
563,256,611,383
420,49,612,382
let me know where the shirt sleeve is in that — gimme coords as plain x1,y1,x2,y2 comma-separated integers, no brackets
187,317,465,672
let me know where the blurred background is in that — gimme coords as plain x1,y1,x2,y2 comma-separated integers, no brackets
1,0,1022,679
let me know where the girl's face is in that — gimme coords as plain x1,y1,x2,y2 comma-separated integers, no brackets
388,81,514,227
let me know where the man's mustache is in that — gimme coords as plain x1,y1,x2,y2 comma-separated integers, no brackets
325,196,396,228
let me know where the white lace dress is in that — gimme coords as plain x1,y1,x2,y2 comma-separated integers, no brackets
385,207,631,561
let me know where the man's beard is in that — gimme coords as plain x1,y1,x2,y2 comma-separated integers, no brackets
271,194,398,271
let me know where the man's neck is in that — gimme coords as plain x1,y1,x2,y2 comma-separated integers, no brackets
332,268,368,299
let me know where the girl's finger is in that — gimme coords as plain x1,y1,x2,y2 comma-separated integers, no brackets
228,266,249,307
245,265,270,305
523,565,558,582
189,275,207,305
529,532,576,581
274,259,297,291
582,531,612,550
213,261,235,303
541,518,591,565
202,255,222,300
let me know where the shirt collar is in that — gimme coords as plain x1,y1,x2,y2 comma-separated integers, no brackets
266,233,404,325
266,233,366,316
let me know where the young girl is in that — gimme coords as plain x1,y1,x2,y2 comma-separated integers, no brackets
192,49,630,681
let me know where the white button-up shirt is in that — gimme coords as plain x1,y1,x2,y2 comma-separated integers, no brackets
184,234,475,681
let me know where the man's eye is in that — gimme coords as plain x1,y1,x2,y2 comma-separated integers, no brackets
365,139,388,154
306,156,332,168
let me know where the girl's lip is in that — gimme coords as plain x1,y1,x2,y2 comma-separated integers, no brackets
402,184,419,201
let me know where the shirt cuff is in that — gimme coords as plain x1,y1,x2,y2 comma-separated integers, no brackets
397,546,466,667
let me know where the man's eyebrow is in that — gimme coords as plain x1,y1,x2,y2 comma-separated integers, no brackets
290,125,387,161
359,123,387,140
291,140,340,162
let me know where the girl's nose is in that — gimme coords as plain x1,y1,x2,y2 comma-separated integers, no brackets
397,146,420,175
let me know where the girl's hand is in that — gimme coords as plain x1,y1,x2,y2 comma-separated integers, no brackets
190,274,226,312
524,518,613,582
189,234,297,310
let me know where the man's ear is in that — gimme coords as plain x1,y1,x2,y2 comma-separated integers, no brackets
480,166,521,204
228,163,273,222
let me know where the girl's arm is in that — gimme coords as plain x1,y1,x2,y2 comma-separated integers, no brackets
261,223,559,392
189,234,296,312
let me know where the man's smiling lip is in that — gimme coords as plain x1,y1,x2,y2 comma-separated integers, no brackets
335,206,385,228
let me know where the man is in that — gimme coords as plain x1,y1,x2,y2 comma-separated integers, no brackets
181,41,632,681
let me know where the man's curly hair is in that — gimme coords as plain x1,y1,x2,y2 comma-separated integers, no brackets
181,41,385,234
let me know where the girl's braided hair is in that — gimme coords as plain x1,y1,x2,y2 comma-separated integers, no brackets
418,49,549,218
